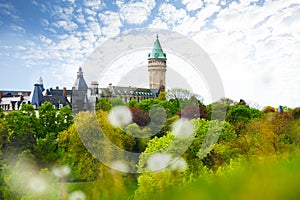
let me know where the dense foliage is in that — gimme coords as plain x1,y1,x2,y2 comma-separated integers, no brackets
0,97,300,199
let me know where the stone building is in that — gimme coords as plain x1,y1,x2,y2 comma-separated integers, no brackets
84,35,167,111
148,34,167,89
0,35,167,112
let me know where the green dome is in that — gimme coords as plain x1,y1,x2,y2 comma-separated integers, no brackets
148,35,166,59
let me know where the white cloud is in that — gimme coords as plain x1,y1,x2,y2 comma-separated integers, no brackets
158,3,187,27
40,18,49,27
118,0,156,25
53,20,78,32
99,11,122,36
0,2,19,20
189,0,300,107
75,13,86,25
182,0,203,11
10,25,26,33
2,0,299,107
88,21,101,36
84,8,97,16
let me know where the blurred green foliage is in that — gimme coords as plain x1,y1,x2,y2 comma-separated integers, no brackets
0,99,300,200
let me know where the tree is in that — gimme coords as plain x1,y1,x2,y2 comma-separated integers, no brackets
128,99,139,108
4,110,37,158
125,123,151,152
206,102,228,121
138,99,160,112
112,97,125,107
130,107,150,127
0,107,4,119
157,91,166,101
159,99,180,117
178,105,207,119
58,124,100,181
292,107,300,119
226,105,252,123
263,106,276,113
38,102,58,136
57,105,73,131
219,97,236,106
95,98,111,111
167,88,202,101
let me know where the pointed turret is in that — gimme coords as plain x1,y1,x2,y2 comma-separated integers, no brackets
31,83,44,109
148,34,167,59
72,67,89,113
74,67,88,91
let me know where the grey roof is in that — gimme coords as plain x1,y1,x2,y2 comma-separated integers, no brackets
99,86,157,98
0,90,31,97
74,67,88,91
44,96,71,109
48,88,72,96
31,84,44,109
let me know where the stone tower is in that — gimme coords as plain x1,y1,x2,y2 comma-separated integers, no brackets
148,35,167,89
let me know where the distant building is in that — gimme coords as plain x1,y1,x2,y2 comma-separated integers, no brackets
0,90,31,111
84,35,167,111
31,77,72,110
0,35,167,112
0,77,71,111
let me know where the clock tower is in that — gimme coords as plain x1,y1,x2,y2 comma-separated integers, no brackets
148,35,167,89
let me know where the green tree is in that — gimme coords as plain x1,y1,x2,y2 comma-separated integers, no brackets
138,99,160,112
292,107,300,119
95,98,112,111
4,110,37,158
57,105,73,131
112,97,125,107
157,91,166,101
0,107,4,119
58,124,100,181
38,102,58,136
128,99,139,108
125,123,151,152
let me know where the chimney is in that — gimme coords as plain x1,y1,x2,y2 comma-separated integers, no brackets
63,87,67,97
0,92,2,100
108,83,113,93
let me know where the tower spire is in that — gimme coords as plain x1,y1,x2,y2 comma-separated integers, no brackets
147,35,167,89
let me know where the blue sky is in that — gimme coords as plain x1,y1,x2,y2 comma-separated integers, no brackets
0,0,299,107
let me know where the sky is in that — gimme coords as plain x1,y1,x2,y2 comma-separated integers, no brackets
0,0,299,108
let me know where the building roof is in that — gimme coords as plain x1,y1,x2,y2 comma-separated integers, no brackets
47,88,72,96
73,67,88,91
31,83,44,108
148,35,167,59
99,86,157,98
44,96,71,108
0,90,31,97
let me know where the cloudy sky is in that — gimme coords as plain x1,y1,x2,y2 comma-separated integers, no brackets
0,0,299,108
